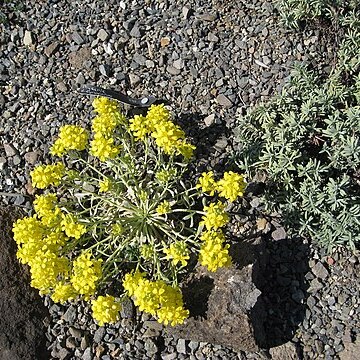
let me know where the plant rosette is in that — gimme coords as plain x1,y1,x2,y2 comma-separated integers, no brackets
13,98,247,326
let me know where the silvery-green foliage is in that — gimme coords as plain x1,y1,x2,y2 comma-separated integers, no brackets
274,0,360,28
235,3,360,251
235,60,360,251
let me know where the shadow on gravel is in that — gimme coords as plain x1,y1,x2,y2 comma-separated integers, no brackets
257,236,310,350
177,112,233,163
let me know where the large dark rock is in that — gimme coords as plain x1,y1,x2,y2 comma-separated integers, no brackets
0,206,49,360
167,237,266,352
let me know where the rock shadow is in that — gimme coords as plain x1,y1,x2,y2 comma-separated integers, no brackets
256,236,310,349
181,275,214,319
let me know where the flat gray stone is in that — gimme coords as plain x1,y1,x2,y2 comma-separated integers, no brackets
272,227,287,241
166,65,181,75
82,347,92,360
176,339,187,354
130,24,141,38
204,114,215,127
308,278,323,293
23,30,33,46
44,42,59,57
312,261,329,279
97,29,109,41
144,339,158,356
93,327,105,343
173,59,184,70
3,143,17,157
269,342,298,360
72,32,84,45
129,73,140,86
216,94,232,108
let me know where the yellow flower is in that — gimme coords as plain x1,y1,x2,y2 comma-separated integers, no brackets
122,270,146,297
151,121,185,154
29,251,70,294
196,171,217,196
13,216,45,245
90,133,120,161
34,193,57,217
200,229,226,243
99,178,112,192
122,272,189,326
156,304,189,326
30,162,65,189
92,295,121,326
43,232,67,248
155,169,177,183
70,252,102,299
51,282,78,304
92,114,117,136
201,201,229,230
217,171,246,202
129,114,149,141
199,230,232,272
176,141,196,159
146,104,170,132
50,125,88,156
156,200,172,215
61,214,86,239
92,97,119,116
111,222,123,236
140,244,155,260
163,241,190,267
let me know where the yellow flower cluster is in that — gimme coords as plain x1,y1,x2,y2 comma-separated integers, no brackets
163,241,190,267
129,114,148,140
90,133,120,162
155,169,176,183
33,193,63,228
201,201,229,230
34,193,57,218
70,252,102,299
90,97,124,161
61,214,87,239
13,190,97,301
123,271,189,326
140,244,155,260
156,200,171,215
217,171,247,202
14,215,65,265
30,251,70,293
196,171,217,196
99,178,112,192
196,171,247,202
199,230,232,272
93,97,124,118
92,295,121,326
51,282,77,304
111,222,123,236
13,215,71,294
13,216,45,246
30,162,65,189
50,125,88,156
152,121,186,154
129,104,195,159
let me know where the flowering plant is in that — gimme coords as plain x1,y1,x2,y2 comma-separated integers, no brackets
13,98,246,326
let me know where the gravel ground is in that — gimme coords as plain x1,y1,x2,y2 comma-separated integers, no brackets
1,0,359,359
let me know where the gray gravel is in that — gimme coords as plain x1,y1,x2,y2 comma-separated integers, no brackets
1,0,359,359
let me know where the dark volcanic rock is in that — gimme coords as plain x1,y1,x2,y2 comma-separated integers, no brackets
167,265,266,352
0,207,49,360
